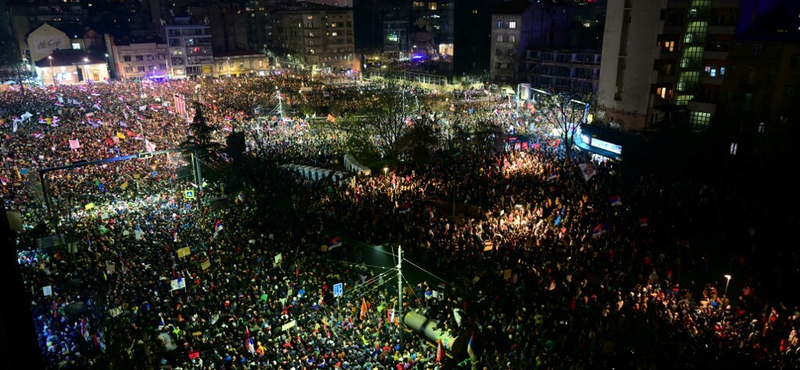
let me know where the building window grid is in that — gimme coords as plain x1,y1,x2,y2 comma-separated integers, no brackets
689,111,711,131
680,47,704,69
684,21,708,44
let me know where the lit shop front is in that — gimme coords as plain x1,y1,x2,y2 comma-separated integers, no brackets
575,125,622,162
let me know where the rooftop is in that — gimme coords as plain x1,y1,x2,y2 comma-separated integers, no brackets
34,50,105,68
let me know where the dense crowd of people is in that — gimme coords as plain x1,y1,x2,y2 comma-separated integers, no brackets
1,72,798,370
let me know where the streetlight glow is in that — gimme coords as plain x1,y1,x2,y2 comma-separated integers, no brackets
724,274,732,297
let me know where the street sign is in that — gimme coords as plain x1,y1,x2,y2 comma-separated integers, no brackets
333,283,343,298
184,190,195,199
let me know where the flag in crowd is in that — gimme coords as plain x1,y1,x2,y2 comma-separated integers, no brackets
69,139,81,150
609,195,622,207
578,163,597,182
328,237,342,249
397,202,410,214
360,299,368,319
245,327,255,354
212,220,223,239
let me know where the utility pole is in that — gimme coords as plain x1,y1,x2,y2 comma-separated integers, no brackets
397,245,403,351
276,89,283,120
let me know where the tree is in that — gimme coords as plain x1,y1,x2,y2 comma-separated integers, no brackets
182,102,223,164
537,93,587,162
352,83,414,162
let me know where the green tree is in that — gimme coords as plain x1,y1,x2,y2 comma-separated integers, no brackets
182,102,223,164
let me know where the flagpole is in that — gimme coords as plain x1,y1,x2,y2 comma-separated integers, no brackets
397,244,403,351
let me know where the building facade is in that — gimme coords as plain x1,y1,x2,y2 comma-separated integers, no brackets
490,1,572,84
269,4,356,71
213,51,269,77
8,0,88,62
165,20,214,78
597,0,740,132
34,49,108,85
108,39,170,80
524,49,600,97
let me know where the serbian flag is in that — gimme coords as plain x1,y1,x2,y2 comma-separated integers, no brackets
397,202,410,214
436,339,444,362
245,327,255,354
609,195,622,207
467,334,476,360
213,220,223,238
328,237,342,249
639,217,649,227
592,223,609,237
33,132,44,139
360,298,368,319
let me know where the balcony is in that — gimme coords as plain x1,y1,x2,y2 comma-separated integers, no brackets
699,75,722,85
703,50,727,60
708,25,735,35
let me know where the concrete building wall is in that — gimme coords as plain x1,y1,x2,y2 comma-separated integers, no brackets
490,14,524,83
111,43,170,80
597,0,666,131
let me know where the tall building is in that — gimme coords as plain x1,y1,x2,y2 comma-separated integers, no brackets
716,0,800,153
408,0,455,69
186,3,250,53
524,49,600,97
597,0,740,133
165,19,214,78
490,0,572,84
268,3,356,71
452,0,497,76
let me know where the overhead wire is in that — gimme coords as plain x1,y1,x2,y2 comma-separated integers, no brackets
402,257,451,286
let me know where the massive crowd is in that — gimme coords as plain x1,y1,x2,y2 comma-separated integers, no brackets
1,72,798,370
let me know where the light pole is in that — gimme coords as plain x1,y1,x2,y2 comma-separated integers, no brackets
48,56,56,86
104,53,109,78
724,275,731,297
383,166,388,179
83,57,89,82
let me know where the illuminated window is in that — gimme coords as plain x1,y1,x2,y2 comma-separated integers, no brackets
428,2,437,10
472,9,477,15
306,15,313,20
689,111,711,131
509,22,516,29
71,42,80,50
664,41,674,52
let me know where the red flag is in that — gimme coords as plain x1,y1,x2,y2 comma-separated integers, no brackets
360,299,368,319
436,339,444,362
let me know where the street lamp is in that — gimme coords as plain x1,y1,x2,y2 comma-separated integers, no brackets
724,274,732,297
383,166,388,178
